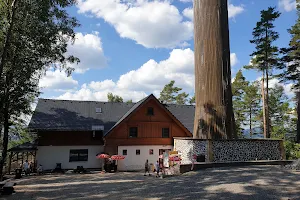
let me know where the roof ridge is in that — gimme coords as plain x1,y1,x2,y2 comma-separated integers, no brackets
38,98,135,104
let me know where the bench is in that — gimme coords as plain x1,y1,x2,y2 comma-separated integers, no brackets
2,182,15,195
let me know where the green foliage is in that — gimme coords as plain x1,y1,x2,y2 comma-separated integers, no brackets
244,81,261,137
107,93,123,102
269,84,292,139
285,141,300,160
126,99,133,103
279,0,300,90
159,80,189,104
189,95,195,105
8,123,36,150
248,7,281,73
0,0,79,178
232,70,249,137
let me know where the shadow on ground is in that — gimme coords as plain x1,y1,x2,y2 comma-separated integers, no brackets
3,165,300,200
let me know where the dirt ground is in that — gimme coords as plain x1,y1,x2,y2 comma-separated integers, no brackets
1,165,300,200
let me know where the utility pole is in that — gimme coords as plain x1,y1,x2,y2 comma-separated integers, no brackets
193,0,236,139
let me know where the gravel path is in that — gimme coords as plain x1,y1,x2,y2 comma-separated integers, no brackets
2,165,300,200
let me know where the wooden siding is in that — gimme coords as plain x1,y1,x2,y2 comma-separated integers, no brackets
38,131,104,146
105,98,191,148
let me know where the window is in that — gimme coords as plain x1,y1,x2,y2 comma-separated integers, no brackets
162,128,170,138
149,149,154,155
129,127,138,138
95,107,102,113
136,149,140,155
123,149,127,155
69,149,88,162
92,130,103,140
147,107,154,116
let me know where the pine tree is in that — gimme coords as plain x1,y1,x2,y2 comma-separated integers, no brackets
244,81,261,138
246,7,281,138
159,80,188,104
268,84,291,139
279,0,300,142
232,70,248,137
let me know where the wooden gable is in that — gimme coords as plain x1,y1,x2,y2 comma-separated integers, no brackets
104,95,192,146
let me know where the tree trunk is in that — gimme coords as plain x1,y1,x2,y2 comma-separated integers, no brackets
265,67,270,138
193,0,234,139
0,0,18,79
250,107,252,138
0,74,10,180
261,72,267,138
297,91,300,143
0,97,9,180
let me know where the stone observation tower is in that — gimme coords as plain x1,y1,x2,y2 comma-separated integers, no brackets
193,0,236,139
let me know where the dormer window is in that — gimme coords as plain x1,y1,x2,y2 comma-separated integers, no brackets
147,107,154,116
96,107,102,113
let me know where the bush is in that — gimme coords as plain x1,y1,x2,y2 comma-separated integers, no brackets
284,141,300,160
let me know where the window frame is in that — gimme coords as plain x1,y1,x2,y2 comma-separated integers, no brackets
162,128,170,138
136,149,140,155
69,149,88,162
149,149,154,155
129,127,138,138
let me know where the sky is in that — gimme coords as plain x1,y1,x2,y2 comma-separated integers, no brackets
38,0,298,103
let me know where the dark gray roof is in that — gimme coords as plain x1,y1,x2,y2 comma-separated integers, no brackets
8,142,37,152
29,96,195,134
29,98,135,133
165,104,195,133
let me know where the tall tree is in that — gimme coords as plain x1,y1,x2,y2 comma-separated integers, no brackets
159,80,188,104
232,70,248,137
246,7,281,138
268,84,291,139
126,99,133,103
244,81,261,138
279,0,300,142
0,0,79,179
107,93,123,103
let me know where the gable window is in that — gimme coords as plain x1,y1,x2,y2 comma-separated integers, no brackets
69,149,88,162
129,127,138,138
123,149,127,155
147,107,154,116
162,128,170,138
95,107,102,113
92,130,103,140
136,149,140,155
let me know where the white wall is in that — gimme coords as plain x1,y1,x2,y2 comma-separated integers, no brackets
37,145,104,170
117,145,173,171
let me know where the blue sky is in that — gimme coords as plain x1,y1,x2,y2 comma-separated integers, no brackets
38,0,297,102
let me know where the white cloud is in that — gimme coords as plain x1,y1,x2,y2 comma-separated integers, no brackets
256,77,294,97
230,53,238,66
182,8,193,20
278,0,296,12
181,3,244,21
179,0,192,2
67,32,107,73
77,0,193,48
39,70,78,91
228,4,245,19
57,48,239,102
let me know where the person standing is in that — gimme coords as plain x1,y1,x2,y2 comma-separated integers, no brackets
155,160,160,178
144,160,150,176
23,160,29,175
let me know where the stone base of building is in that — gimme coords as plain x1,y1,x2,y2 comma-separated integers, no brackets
174,138,285,165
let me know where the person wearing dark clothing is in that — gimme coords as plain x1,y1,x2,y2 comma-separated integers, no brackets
144,160,150,176
155,160,160,177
